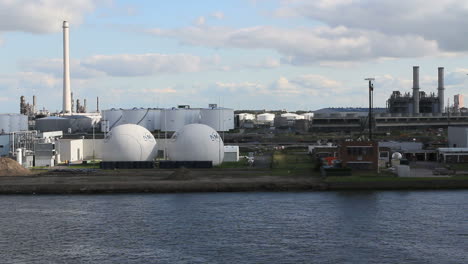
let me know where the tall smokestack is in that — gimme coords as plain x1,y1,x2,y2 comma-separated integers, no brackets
62,21,72,114
413,66,420,114
96,97,99,113
84,99,87,113
438,67,445,113
32,95,37,114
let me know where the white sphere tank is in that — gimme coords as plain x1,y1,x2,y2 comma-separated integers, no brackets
102,124,157,161
392,152,403,160
168,124,224,165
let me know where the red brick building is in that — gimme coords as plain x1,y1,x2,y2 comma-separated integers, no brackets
339,141,378,171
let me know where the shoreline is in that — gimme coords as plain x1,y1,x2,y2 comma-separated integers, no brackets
0,168,467,194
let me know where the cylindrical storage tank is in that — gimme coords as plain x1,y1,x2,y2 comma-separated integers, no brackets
122,108,151,130
101,124,157,161
161,108,188,132
301,113,315,120
101,109,123,132
237,113,255,121
19,115,28,131
150,109,162,131
257,113,275,124
199,108,234,131
167,124,224,165
184,109,201,125
0,114,11,133
9,114,20,132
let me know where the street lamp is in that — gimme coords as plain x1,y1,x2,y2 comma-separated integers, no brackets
365,78,375,140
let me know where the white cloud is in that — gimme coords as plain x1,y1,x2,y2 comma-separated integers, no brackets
148,25,439,64
0,0,108,33
194,16,206,26
20,59,105,79
211,11,225,19
81,53,209,76
276,0,468,52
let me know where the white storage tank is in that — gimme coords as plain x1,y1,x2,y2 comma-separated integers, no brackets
168,124,224,165
0,114,28,133
281,113,304,120
199,108,234,131
301,112,315,120
0,114,11,133
122,108,154,131
257,113,275,124
101,124,157,161
161,108,188,132
101,109,123,132
150,109,162,131
184,108,201,125
237,113,255,121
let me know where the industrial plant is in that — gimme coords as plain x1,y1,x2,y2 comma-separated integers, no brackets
0,21,468,176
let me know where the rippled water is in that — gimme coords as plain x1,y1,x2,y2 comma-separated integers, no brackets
0,191,466,264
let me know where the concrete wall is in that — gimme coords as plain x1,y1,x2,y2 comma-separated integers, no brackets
448,127,468,148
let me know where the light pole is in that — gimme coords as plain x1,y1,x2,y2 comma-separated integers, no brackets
365,78,375,140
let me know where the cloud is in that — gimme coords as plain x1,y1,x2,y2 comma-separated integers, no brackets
211,11,225,20
20,58,105,79
81,53,213,76
194,16,206,26
275,0,468,52
0,0,108,33
148,25,439,64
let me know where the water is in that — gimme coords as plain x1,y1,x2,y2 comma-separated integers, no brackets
0,191,466,264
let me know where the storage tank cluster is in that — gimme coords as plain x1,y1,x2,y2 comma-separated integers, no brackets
0,114,28,133
101,123,224,165
101,106,234,132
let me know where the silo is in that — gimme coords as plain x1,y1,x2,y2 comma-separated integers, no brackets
101,109,123,132
0,114,11,133
199,108,234,131
161,108,188,132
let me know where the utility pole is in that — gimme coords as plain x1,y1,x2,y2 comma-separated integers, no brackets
365,78,375,141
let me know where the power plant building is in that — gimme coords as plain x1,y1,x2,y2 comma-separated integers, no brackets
387,66,445,114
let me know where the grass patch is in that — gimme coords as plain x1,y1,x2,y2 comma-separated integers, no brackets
270,151,319,176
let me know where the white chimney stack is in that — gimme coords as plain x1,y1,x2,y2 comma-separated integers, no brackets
62,21,72,114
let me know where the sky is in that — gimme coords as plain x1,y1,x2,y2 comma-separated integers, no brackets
0,0,468,113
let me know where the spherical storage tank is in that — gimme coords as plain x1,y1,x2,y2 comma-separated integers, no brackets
168,124,224,165
102,124,157,161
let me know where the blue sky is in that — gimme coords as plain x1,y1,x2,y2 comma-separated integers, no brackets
1,0,468,113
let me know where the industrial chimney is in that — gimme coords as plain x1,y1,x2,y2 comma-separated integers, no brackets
438,67,445,113
62,21,72,114
412,66,420,114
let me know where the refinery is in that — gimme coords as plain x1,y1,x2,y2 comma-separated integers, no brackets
0,21,467,192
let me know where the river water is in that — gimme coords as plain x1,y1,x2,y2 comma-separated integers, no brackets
0,191,466,264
